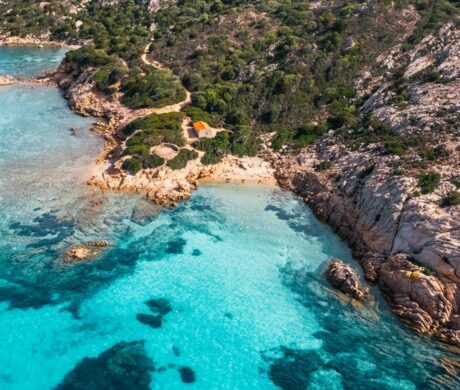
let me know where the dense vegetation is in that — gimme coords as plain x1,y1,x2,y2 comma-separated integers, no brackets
1,0,459,176
121,112,186,173
166,148,199,170
121,68,186,109
149,0,460,162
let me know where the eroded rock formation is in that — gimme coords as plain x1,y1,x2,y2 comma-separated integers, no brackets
326,259,368,301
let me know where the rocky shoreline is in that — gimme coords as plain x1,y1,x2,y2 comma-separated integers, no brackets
271,22,460,347
0,34,80,49
0,75,15,86
273,133,460,348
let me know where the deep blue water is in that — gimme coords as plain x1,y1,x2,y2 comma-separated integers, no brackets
0,46,459,390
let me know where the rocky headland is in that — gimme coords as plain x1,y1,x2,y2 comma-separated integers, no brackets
274,22,460,347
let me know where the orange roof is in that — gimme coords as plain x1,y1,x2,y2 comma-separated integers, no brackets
193,121,210,132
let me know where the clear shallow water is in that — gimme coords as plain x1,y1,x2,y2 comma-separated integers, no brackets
0,46,69,77
0,47,459,390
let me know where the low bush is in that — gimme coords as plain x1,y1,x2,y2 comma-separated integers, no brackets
316,160,333,171
122,158,143,175
121,68,186,109
417,172,441,194
93,66,128,94
442,191,460,207
271,123,329,151
167,149,198,170
182,106,219,127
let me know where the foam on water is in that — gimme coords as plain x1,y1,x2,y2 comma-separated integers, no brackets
0,46,459,390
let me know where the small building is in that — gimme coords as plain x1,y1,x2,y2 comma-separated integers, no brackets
193,121,214,139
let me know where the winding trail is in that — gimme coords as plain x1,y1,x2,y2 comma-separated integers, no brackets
119,42,192,127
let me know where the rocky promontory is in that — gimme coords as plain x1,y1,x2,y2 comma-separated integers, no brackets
274,22,460,346
0,75,15,86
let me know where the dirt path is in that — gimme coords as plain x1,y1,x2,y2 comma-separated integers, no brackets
118,43,192,127
141,42,192,112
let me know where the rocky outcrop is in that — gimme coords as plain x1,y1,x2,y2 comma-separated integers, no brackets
59,70,129,124
0,75,15,86
326,259,368,301
363,23,460,136
378,254,453,334
64,240,109,262
98,0,175,12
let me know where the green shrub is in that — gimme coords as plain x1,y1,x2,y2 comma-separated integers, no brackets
123,112,185,137
167,149,198,170
125,144,150,157
195,132,231,165
271,123,328,151
418,144,450,161
122,158,143,175
93,66,128,94
417,172,441,194
64,45,116,73
384,140,407,156
123,112,186,150
316,160,333,171
450,178,460,189
183,106,219,127
442,191,460,207
144,154,165,169
121,68,186,109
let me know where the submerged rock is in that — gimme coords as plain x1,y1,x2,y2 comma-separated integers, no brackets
146,298,172,315
178,366,196,384
137,313,162,328
326,259,368,301
54,341,154,390
267,348,324,390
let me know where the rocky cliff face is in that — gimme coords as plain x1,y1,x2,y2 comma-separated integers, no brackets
275,22,460,346
275,135,460,346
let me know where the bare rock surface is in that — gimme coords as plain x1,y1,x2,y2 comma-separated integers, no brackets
0,75,15,85
326,259,368,301
274,142,460,344
64,241,109,262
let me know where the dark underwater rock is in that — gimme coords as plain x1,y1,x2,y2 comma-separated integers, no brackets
165,238,186,254
172,346,181,357
178,366,196,383
54,340,154,390
146,298,172,315
191,249,202,256
137,313,163,328
267,348,324,390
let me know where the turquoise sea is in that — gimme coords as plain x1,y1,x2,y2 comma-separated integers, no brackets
0,46,69,78
0,46,459,390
